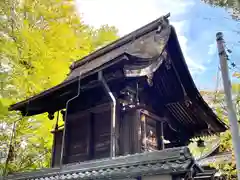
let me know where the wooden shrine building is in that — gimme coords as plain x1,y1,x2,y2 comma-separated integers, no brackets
7,14,227,180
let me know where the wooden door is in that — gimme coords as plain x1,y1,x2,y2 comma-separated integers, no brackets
64,113,91,163
93,110,111,159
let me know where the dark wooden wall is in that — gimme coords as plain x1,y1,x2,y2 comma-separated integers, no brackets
61,104,112,164
64,113,91,163
51,103,168,167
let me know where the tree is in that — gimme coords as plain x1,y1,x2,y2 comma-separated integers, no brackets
202,0,240,20
189,83,240,179
0,0,118,175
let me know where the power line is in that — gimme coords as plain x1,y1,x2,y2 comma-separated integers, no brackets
223,43,240,77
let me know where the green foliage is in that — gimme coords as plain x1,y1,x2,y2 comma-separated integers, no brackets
189,136,220,159
0,0,118,175
202,0,240,20
190,83,240,178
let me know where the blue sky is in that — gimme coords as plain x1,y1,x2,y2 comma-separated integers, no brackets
76,0,240,90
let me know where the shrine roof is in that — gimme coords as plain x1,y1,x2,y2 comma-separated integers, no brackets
9,13,227,138
6,147,201,180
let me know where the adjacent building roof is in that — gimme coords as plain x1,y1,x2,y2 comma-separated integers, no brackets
9,14,227,139
196,141,233,167
6,147,201,180
198,151,232,167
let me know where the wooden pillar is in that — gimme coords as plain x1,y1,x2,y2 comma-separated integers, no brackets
51,129,63,167
140,113,147,152
119,109,141,155
119,111,130,155
156,121,164,150
115,102,120,156
133,110,141,153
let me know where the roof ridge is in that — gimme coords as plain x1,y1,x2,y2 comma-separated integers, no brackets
70,13,170,71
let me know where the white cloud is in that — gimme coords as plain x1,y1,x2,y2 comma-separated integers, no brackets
172,21,206,74
76,0,193,35
76,0,205,74
208,43,216,56
207,42,218,64
76,0,164,36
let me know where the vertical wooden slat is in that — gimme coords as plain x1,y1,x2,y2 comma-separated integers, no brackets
115,102,120,156
119,109,141,155
88,113,94,159
156,121,164,150
63,116,69,164
51,131,56,168
51,130,63,167
136,110,142,152
141,113,147,152
93,109,111,159
119,111,131,155
160,122,165,150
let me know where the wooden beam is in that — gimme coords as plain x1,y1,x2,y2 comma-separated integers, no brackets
67,103,111,120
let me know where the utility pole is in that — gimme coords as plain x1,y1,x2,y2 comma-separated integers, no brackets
216,32,240,179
